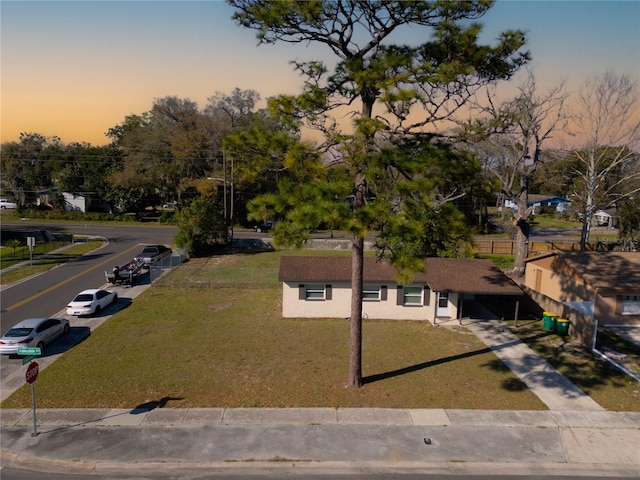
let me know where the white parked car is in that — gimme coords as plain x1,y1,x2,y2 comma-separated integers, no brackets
0,318,70,355
0,199,17,209
67,289,118,316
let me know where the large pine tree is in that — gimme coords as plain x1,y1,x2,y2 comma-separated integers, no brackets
228,0,529,387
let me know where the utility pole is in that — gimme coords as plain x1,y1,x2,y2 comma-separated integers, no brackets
222,150,228,224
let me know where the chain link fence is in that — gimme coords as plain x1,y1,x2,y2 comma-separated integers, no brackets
153,264,280,289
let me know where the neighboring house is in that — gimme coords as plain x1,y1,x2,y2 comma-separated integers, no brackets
524,251,640,327
504,194,572,214
62,192,111,213
63,192,87,212
592,209,616,228
279,256,522,324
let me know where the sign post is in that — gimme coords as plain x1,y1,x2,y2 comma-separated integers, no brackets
27,236,35,267
25,362,39,437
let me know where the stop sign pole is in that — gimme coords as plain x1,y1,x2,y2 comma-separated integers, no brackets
25,361,39,437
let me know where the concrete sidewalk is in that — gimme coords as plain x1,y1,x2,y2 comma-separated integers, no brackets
2,408,639,477
465,318,605,411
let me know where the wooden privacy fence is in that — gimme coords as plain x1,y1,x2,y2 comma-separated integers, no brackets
475,239,622,255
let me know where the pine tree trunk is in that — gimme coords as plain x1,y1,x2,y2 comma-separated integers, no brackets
348,234,364,387
348,171,366,387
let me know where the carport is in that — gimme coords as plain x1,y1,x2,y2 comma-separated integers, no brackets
422,258,524,323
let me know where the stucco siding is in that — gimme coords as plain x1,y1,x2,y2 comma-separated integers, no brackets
595,292,640,326
282,282,438,322
525,253,640,326
525,260,593,303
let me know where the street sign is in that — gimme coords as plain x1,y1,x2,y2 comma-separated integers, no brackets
17,347,41,356
26,362,39,384
22,355,37,365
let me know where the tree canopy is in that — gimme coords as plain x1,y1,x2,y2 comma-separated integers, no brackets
230,0,529,386
462,73,569,275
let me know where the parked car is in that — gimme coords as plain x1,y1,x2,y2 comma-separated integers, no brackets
254,221,274,233
0,318,70,355
135,244,172,267
0,199,17,209
67,288,117,316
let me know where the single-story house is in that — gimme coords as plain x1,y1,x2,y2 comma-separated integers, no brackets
592,209,616,228
504,194,572,214
524,251,640,327
63,192,87,212
279,256,523,324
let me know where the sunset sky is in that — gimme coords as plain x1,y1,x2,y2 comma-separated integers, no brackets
1,0,639,146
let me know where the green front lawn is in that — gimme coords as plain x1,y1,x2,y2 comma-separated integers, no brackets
2,251,545,410
529,216,581,230
475,254,515,271
3,249,636,411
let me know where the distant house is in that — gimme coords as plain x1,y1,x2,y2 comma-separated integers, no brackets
504,194,572,214
63,192,87,212
592,209,616,228
62,192,111,213
279,256,522,324
524,251,640,328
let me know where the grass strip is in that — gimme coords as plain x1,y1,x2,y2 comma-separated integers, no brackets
0,241,105,284
2,251,545,410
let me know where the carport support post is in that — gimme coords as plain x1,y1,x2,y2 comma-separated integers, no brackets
30,383,38,437
514,300,520,328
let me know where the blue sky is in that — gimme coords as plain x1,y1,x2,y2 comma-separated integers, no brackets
1,0,638,145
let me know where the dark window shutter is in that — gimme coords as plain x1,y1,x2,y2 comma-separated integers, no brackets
381,285,387,301
326,285,332,300
299,284,305,300
424,287,430,306
396,286,403,305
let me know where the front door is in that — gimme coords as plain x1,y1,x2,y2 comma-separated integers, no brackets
436,292,450,317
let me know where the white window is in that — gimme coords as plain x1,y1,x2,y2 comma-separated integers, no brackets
363,284,381,301
438,292,449,308
436,291,450,317
403,286,423,305
305,284,326,300
620,295,640,315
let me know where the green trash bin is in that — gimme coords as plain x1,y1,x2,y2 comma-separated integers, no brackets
542,312,558,331
555,318,570,336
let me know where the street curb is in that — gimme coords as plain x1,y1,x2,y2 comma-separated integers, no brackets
3,450,639,478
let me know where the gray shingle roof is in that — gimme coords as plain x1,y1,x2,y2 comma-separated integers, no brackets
279,256,522,295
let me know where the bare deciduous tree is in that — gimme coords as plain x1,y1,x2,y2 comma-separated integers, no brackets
568,71,640,250
465,72,569,275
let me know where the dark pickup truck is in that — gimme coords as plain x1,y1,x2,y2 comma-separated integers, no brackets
135,244,172,267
